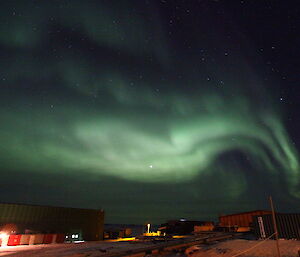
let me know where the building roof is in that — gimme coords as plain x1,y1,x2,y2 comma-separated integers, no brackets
0,202,103,212
219,210,271,218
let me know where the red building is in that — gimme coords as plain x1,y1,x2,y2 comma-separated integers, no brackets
219,210,272,229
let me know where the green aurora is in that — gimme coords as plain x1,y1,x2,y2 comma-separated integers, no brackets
0,0,299,223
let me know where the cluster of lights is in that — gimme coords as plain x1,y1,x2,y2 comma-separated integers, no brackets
66,234,79,239
71,234,79,239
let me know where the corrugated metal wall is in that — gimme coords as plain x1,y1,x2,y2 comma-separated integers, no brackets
219,210,272,227
0,203,104,241
253,213,300,240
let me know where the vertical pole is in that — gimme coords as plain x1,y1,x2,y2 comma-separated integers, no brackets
269,196,281,257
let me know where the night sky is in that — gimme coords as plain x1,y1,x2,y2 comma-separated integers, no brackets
0,0,299,224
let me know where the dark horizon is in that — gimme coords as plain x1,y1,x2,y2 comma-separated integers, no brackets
0,0,299,224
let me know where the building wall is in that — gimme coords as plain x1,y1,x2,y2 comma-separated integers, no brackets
253,213,300,240
194,225,214,232
0,203,104,241
219,210,272,227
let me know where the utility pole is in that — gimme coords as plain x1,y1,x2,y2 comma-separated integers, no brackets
269,196,281,257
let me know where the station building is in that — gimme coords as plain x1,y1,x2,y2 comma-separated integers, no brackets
219,210,272,231
0,203,104,241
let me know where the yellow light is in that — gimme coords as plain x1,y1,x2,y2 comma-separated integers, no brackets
173,235,188,239
143,232,161,236
106,237,136,242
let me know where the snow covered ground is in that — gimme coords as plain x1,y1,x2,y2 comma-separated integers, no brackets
0,241,154,257
1,239,300,257
185,239,300,257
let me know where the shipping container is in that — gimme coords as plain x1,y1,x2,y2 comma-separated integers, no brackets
51,234,57,243
56,233,65,243
29,234,44,245
7,235,21,246
253,213,300,240
20,234,30,245
43,234,55,244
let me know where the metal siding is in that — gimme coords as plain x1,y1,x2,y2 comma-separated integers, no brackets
253,214,300,240
285,214,292,238
247,214,252,227
219,216,223,226
235,215,239,226
237,215,241,226
241,215,245,227
232,215,235,226
241,214,246,227
240,214,244,226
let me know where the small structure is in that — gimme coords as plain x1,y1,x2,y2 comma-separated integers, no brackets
104,224,138,239
194,221,214,232
159,220,214,235
219,210,272,232
104,228,132,239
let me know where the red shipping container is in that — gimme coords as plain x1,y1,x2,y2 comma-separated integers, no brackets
29,234,44,245
51,234,57,243
55,234,65,243
43,234,54,244
7,235,21,246
20,234,30,245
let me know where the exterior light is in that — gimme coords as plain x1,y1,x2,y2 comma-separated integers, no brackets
147,223,151,233
0,232,8,239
